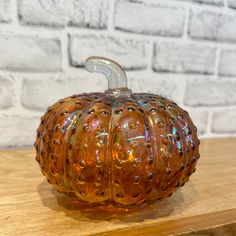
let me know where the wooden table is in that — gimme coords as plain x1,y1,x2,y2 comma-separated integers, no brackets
0,138,236,236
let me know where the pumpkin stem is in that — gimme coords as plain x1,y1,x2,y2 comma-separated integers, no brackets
85,56,131,96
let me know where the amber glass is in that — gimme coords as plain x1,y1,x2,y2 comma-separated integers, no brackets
35,57,200,210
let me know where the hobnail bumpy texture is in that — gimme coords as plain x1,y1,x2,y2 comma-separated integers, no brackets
35,92,200,209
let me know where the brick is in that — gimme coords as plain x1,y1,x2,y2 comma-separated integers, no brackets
0,0,11,22
189,9,236,43
184,78,236,106
0,115,40,147
69,34,149,70
0,76,15,109
212,109,236,133
114,0,185,37
22,78,65,111
153,41,216,74
68,0,108,29
228,0,236,8
18,0,108,29
184,0,224,6
65,74,107,96
129,74,185,105
188,110,208,135
188,10,218,41
0,34,61,72
18,0,66,27
219,49,236,77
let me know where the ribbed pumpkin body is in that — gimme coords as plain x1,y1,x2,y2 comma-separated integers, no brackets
35,92,200,208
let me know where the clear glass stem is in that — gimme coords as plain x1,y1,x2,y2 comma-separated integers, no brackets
85,56,131,96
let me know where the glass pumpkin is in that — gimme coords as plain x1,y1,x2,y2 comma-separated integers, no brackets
35,56,200,210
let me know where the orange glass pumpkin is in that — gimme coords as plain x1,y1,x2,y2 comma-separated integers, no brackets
35,56,200,210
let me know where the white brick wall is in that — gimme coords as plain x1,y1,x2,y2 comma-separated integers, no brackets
219,49,236,77
189,9,236,43
69,34,149,70
22,78,65,111
114,0,185,37
184,77,236,106
0,0,11,23
0,34,62,72
0,0,236,147
153,41,216,74
68,0,109,28
212,109,236,133
0,115,40,147
189,0,224,6
18,0,67,27
0,76,16,109
18,0,109,28
228,0,236,9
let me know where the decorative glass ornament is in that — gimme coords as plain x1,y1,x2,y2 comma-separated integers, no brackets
35,56,200,211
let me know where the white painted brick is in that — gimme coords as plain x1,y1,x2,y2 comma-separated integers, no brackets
184,78,236,106
0,76,15,109
212,109,236,133
22,78,65,111
217,15,236,43
69,34,149,70
68,0,108,29
0,115,41,147
129,74,185,105
228,0,236,8
153,41,216,74
189,9,236,43
183,0,224,6
188,110,208,135
0,0,11,22
188,10,218,41
65,73,107,96
219,49,236,77
18,0,66,27
0,34,61,72
114,0,185,37
18,0,108,29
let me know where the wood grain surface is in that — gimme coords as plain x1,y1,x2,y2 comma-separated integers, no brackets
0,138,236,236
